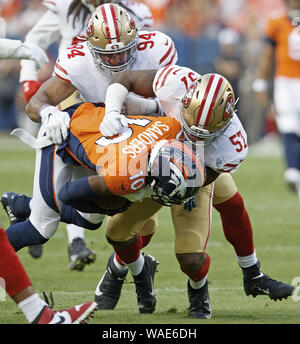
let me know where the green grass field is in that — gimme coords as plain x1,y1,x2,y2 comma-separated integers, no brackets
0,134,299,324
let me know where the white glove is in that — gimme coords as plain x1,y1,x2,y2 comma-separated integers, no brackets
16,43,49,68
39,105,70,145
100,111,128,137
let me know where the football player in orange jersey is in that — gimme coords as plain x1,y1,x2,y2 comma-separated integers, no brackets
4,102,204,315
253,0,300,192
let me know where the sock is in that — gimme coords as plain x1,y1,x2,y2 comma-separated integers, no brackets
189,276,207,289
113,232,154,271
181,253,211,286
114,254,127,271
126,253,145,276
214,192,255,257
237,251,258,268
66,224,85,244
18,293,47,323
0,228,32,297
113,233,143,264
6,220,48,251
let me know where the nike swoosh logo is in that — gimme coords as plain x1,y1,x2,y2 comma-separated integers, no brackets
257,287,270,294
51,315,65,324
251,272,264,279
94,269,108,296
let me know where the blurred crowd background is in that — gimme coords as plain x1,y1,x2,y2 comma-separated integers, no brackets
0,0,286,145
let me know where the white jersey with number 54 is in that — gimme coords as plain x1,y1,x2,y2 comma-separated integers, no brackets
153,65,248,173
54,31,177,102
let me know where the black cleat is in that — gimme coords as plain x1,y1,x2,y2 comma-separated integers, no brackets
133,254,158,314
28,244,43,259
94,252,128,310
243,261,295,301
1,192,27,225
68,237,96,271
187,280,211,319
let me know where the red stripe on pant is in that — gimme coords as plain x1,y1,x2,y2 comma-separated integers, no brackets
214,192,255,257
0,228,32,297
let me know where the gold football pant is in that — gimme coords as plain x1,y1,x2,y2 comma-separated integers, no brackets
105,184,214,254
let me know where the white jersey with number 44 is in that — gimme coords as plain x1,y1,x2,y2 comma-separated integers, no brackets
153,65,248,173
55,31,177,102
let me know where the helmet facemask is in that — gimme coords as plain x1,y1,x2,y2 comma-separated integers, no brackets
147,140,204,207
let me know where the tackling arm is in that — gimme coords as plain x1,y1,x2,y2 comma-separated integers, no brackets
100,70,159,136
25,76,77,122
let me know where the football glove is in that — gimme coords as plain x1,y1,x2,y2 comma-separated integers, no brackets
39,105,70,145
99,111,128,137
16,42,48,68
184,197,197,212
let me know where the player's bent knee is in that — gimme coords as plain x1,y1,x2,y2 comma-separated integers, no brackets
175,252,206,272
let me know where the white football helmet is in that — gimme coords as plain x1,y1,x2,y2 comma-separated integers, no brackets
180,73,236,145
147,139,204,206
86,3,138,76
81,0,120,13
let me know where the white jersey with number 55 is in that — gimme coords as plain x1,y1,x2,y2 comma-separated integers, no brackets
153,65,248,173
54,31,177,102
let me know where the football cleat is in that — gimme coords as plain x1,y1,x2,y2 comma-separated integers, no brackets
187,280,211,319
94,252,128,310
1,192,27,225
243,261,295,301
28,244,43,259
133,254,158,314
31,302,97,324
68,237,96,271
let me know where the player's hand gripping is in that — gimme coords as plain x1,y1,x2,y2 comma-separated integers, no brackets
99,111,128,137
184,197,197,211
39,105,70,145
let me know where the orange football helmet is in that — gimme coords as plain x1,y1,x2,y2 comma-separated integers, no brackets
180,73,236,144
86,3,138,76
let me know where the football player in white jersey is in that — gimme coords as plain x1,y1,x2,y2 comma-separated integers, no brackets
15,0,154,265
92,67,295,318
11,4,175,269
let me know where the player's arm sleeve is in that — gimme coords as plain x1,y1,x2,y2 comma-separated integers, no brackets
145,31,177,68
0,39,22,59
153,65,200,102
19,10,60,82
53,54,72,85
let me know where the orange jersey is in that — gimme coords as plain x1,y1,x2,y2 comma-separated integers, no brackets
59,102,183,196
265,12,300,78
